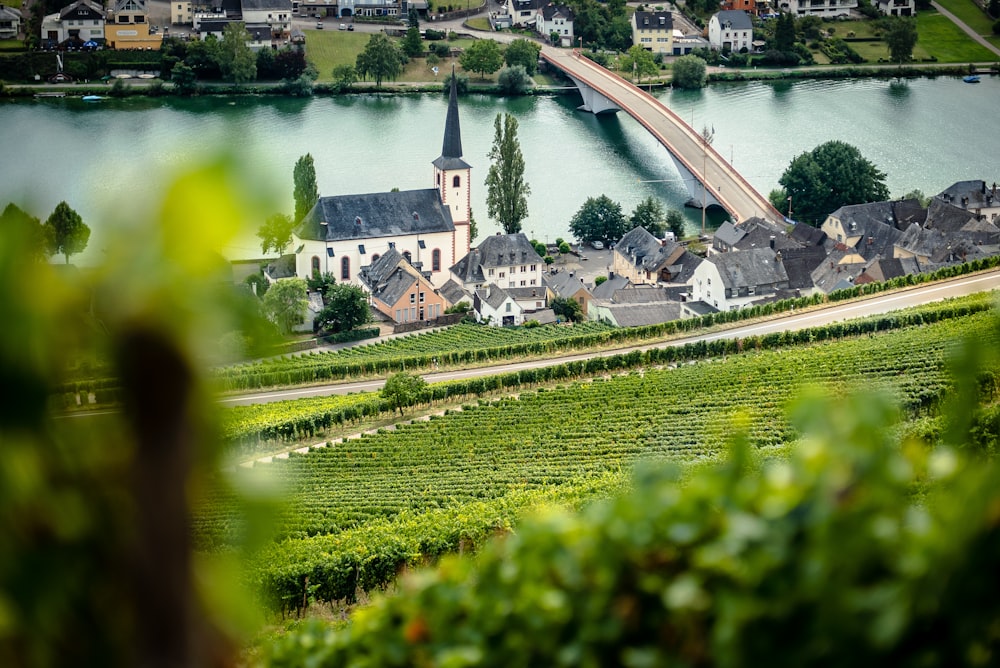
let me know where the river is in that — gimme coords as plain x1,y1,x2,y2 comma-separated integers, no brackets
1,74,997,263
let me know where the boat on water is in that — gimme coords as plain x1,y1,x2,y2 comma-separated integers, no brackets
963,75,981,83
82,95,105,101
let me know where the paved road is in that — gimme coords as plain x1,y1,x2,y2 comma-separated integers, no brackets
219,269,1000,406
539,47,784,226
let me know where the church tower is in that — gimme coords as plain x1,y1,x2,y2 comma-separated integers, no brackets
433,69,472,256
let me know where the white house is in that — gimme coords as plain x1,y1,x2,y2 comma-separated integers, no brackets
875,0,914,16
290,75,472,288
506,0,546,28
449,233,545,294
41,0,105,45
777,0,856,18
689,246,790,312
536,4,574,46
708,10,753,52
240,0,292,40
0,6,22,40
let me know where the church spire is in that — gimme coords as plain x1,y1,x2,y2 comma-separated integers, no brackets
440,66,465,162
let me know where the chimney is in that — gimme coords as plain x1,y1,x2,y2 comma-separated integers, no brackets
486,285,492,299
769,235,775,249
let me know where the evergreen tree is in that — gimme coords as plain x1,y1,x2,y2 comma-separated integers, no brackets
485,113,531,235
293,154,319,224
774,12,796,53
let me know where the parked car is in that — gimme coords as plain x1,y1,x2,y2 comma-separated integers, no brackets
347,23,354,30
339,23,347,30
316,21,323,28
591,240,604,250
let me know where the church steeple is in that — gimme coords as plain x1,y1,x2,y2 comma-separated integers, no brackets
433,66,472,255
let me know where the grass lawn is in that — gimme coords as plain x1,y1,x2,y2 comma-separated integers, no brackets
1,0,19,7
917,11,998,62
934,0,996,35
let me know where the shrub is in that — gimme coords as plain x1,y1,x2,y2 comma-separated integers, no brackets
496,65,532,95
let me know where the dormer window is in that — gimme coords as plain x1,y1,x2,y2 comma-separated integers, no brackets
355,216,362,226
412,211,419,221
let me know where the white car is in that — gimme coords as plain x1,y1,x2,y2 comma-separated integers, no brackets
591,240,604,250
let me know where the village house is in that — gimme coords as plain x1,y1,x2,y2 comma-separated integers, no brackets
358,247,450,324
472,283,551,327
612,226,701,286
544,270,593,318
936,180,1000,223
875,0,915,16
711,217,799,255
290,74,472,288
777,0,856,17
105,0,162,50
0,5,22,40
708,10,753,53
630,10,673,54
537,3,575,46
41,0,105,47
689,247,791,312
449,233,545,295
588,282,681,327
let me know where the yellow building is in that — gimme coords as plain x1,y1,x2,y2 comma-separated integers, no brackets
106,0,163,50
630,10,674,54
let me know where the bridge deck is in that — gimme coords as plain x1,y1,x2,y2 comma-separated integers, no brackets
540,48,784,226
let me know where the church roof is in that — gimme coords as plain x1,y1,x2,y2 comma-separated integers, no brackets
433,69,471,171
298,189,454,242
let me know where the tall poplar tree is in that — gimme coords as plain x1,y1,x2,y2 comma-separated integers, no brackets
293,153,319,224
485,113,530,235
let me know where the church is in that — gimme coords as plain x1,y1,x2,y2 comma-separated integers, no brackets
290,75,472,289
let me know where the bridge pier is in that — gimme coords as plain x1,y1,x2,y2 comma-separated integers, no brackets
667,152,724,212
564,72,621,114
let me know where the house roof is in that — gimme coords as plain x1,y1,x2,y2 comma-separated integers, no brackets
60,0,104,20
590,274,630,300
526,308,557,325
809,248,866,294
266,253,297,280
615,226,702,282
828,201,897,235
633,10,673,29
708,247,788,290
789,222,827,246
510,0,547,11
712,9,752,29
241,0,293,10
936,180,999,210
541,3,575,20
780,246,827,290
299,189,454,242
544,271,591,300
432,70,471,172
476,284,518,311
439,279,468,305
891,198,928,227
732,217,800,252
0,6,22,20
714,221,746,248
605,284,674,304
603,302,680,327
246,24,272,40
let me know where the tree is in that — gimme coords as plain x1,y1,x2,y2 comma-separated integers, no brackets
771,140,890,225
630,197,666,238
1,203,51,262
485,113,531,235
497,65,532,95
331,64,358,91
459,39,503,80
773,11,796,52
261,277,308,335
257,213,295,255
665,209,686,240
307,271,338,299
293,154,319,224
569,195,628,245
671,55,707,90
315,283,370,333
594,275,607,286
620,44,658,85
884,17,917,65
504,38,541,75
44,201,90,264
469,209,479,243
402,27,424,58
381,371,427,416
170,61,197,94
902,189,930,207
408,7,420,28
551,296,584,322
220,22,256,84
356,34,405,89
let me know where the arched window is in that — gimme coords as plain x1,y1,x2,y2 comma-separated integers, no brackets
432,248,441,272
452,175,461,188
340,255,350,280
311,256,320,276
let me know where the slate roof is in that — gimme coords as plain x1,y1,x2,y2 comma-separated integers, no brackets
246,25,272,40
590,274,629,300
855,257,921,284
507,286,546,301
433,70,471,171
708,247,788,290
359,248,431,308
266,254,297,280
604,284,673,304
604,302,681,327
615,226,702,283
732,217,799,253
789,222,828,247
476,284,516,311
60,0,104,19
544,271,591,300
299,189,454,242
527,308,557,325
780,246,827,290
853,218,903,261
936,180,1000,211
924,198,1000,243
438,278,469,305
713,221,746,249
633,10,672,29
713,9,752,29
452,233,540,282
829,201,898,235
891,198,928,227
510,0,547,12
241,0,292,10
541,3,575,20
809,248,866,294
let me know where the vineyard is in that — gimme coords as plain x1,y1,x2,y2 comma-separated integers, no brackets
198,298,1000,613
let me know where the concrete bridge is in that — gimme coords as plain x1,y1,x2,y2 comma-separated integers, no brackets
540,47,784,227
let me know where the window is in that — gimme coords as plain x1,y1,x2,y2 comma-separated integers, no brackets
530,279,536,286
505,303,512,312
452,175,460,188
396,309,401,321
340,256,350,280
520,265,526,272
418,239,426,249
488,268,494,277
419,292,425,303
499,272,505,278
432,249,441,272
358,244,366,254
410,293,416,304
436,173,440,185
530,264,536,271
311,256,320,276
509,266,515,274
520,280,526,286
509,281,515,288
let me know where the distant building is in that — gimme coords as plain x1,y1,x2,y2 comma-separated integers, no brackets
708,10,753,52
359,247,450,323
874,0,914,16
777,0,856,18
631,10,673,54
106,0,162,50
0,6,22,40
612,226,702,286
537,3,574,46
41,0,105,46
449,233,544,294
172,1,193,25
690,247,791,312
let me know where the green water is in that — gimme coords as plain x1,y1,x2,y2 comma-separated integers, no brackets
2,74,997,262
